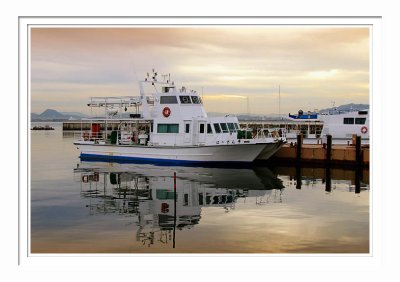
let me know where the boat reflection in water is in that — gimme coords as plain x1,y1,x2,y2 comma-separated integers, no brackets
73,162,284,248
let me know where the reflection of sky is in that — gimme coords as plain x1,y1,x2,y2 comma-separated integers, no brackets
30,128,369,253
31,27,369,115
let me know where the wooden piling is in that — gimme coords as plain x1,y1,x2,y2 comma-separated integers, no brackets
296,134,303,162
325,167,331,192
296,165,302,189
356,136,362,165
355,168,361,194
326,135,332,164
173,171,177,248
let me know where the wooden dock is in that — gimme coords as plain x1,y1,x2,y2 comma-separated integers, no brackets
260,135,369,167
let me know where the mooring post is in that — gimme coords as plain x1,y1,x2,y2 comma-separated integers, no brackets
355,168,361,194
296,134,302,162
326,134,332,164
356,135,362,165
296,165,302,190
173,171,177,248
325,167,331,192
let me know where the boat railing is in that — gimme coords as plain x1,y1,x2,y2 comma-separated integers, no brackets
74,128,150,145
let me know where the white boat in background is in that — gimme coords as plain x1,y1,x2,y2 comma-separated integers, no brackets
286,109,370,144
74,70,285,164
319,109,369,143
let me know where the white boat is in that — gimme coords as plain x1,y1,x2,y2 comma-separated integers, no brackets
74,71,285,164
319,109,369,143
285,108,370,144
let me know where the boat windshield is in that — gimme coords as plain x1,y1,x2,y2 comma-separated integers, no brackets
227,123,236,132
220,123,228,133
213,123,222,133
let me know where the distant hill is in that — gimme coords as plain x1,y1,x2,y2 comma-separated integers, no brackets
39,109,65,119
31,109,89,121
319,103,369,114
31,113,40,120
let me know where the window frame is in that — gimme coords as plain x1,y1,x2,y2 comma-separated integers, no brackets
343,118,355,124
213,123,222,133
160,96,178,104
157,123,180,133
179,95,192,104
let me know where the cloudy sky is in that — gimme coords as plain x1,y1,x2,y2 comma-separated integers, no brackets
31,27,370,115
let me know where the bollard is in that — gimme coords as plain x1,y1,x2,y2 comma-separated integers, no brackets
326,135,332,164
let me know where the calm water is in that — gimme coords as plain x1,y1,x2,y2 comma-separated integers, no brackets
30,123,370,253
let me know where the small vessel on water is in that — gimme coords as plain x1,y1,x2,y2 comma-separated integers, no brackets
286,108,370,144
74,71,285,164
31,125,54,130
319,109,369,142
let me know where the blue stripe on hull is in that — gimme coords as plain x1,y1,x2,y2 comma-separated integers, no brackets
80,153,253,168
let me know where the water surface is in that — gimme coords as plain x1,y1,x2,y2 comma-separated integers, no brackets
30,123,369,253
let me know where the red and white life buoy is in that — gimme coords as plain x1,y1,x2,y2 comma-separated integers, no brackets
162,107,171,117
83,132,90,141
82,175,89,183
361,126,368,134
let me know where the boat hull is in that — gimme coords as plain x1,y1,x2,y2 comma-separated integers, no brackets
255,140,286,160
75,143,270,164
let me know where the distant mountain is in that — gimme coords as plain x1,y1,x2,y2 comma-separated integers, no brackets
319,103,369,114
31,109,88,121
31,113,40,120
39,109,65,119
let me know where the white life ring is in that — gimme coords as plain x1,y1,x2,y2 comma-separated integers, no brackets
361,126,368,134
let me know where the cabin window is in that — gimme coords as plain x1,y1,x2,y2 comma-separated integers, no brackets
179,96,192,104
343,118,354,124
162,86,174,93
185,123,190,133
213,123,222,133
207,123,213,134
199,123,205,133
234,123,240,130
198,193,204,205
220,123,229,133
355,118,366,124
191,96,201,104
160,96,178,104
157,123,179,133
227,123,236,132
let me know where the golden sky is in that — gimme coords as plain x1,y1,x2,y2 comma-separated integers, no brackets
31,27,370,115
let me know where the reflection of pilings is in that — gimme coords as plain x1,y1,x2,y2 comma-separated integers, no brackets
326,135,332,164
173,172,177,249
296,165,302,190
355,168,361,194
356,136,362,166
325,167,331,192
296,134,302,163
